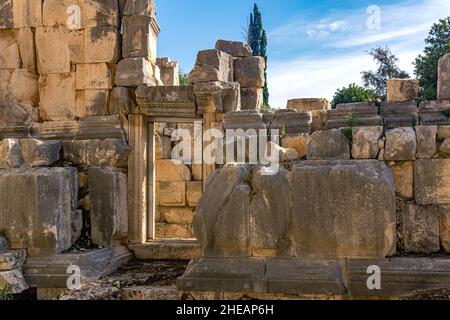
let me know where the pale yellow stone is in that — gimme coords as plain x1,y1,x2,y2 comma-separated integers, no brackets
0,30,21,69
156,160,191,182
387,79,419,102
38,73,76,121
35,27,70,74
160,207,195,224
8,69,39,107
13,0,43,28
75,63,113,90
186,181,203,206
156,223,193,239
17,28,35,69
281,134,309,159
157,181,186,206
390,161,414,199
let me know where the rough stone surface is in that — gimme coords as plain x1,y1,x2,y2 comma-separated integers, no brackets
351,126,383,159
0,269,29,294
384,128,417,161
63,139,130,167
0,168,76,256
234,56,265,88
156,160,191,182
307,129,351,160
389,161,414,199
240,87,263,110
440,139,450,156
157,182,186,207
416,126,438,159
0,0,14,29
109,87,135,115
124,0,156,17
0,237,8,254
186,181,202,207
115,58,154,87
0,30,21,68
194,81,240,114
188,49,233,84
8,69,39,107
75,63,113,90
292,160,396,259
0,250,26,271
281,133,309,159
439,206,450,253
287,98,329,112
38,73,76,121
20,139,62,167
215,40,252,58
0,139,24,169
438,53,450,100
438,126,450,140
415,160,450,205
160,207,195,225
387,79,419,102
76,89,110,117
380,102,418,129
122,15,158,62
89,168,128,247
402,204,440,254
419,101,450,125
156,57,179,86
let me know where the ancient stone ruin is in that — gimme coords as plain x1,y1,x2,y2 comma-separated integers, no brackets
1,0,450,300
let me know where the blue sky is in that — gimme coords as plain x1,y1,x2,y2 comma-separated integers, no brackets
155,0,450,107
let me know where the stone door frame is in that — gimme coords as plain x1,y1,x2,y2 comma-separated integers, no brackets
128,114,203,244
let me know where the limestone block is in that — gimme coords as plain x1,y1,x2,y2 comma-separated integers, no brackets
156,58,180,86
311,110,328,132
75,63,113,90
380,102,418,129
387,79,419,102
351,126,383,159
0,0,13,29
438,53,450,100
234,56,265,88
191,164,202,181
75,89,109,117
215,40,252,58
419,101,450,125
0,237,7,254
0,97,35,123
63,139,130,167
115,58,154,87
12,0,42,28
157,181,186,207
270,109,311,135
402,204,439,254
108,87,135,115
156,223,193,239
268,142,300,162
241,87,263,110
122,15,158,62
20,139,62,167
193,81,240,114
160,207,195,225
416,126,438,159
281,133,309,159
71,210,82,245
389,161,414,199
327,103,381,129
0,250,26,271
440,139,450,156
415,159,450,205
0,269,29,293
439,206,450,253
43,0,119,28
123,0,156,17
0,139,24,169
287,98,329,112
188,49,233,84
35,27,70,74
38,73,76,121
438,126,450,140
249,167,292,257
156,135,172,159
84,26,121,63
292,160,396,259
8,69,38,107
384,128,417,161
0,30,21,68
156,160,191,181
186,181,203,207
0,69,12,97
307,129,350,160
0,168,76,256
89,167,128,247
17,27,36,69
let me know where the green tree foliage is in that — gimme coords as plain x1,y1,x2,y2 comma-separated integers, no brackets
178,73,189,86
414,17,450,100
247,4,269,109
331,83,377,109
361,47,409,101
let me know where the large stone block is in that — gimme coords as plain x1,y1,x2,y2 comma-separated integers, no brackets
0,168,76,256
108,87,135,115
441,138,450,156
63,139,130,167
155,160,191,181
438,53,450,100
0,0,13,29
380,102,418,129
0,250,26,271
115,58,154,87
415,159,450,205
234,56,265,88
270,109,311,135
12,0,43,28
137,85,196,116
38,73,76,121
241,87,263,110
84,26,120,63
438,125,450,140
0,269,29,293
157,181,186,207
389,161,414,199
419,101,450,125
123,0,156,17
156,57,179,86
281,133,309,159
122,15,158,62
156,223,193,239
193,81,240,114
351,126,383,159
89,167,128,247
75,63,113,90
0,29,21,68
402,204,439,254
17,27,36,69
160,207,195,225
387,79,419,102
384,128,417,161
439,206,450,253
307,129,350,160
215,40,252,58
0,139,24,169
8,69,39,108
20,139,62,167
35,27,70,74
75,89,109,117
292,160,396,259
416,125,438,159
188,49,233,84
186,181,202,207
287,98,329,112
327,103,381,129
